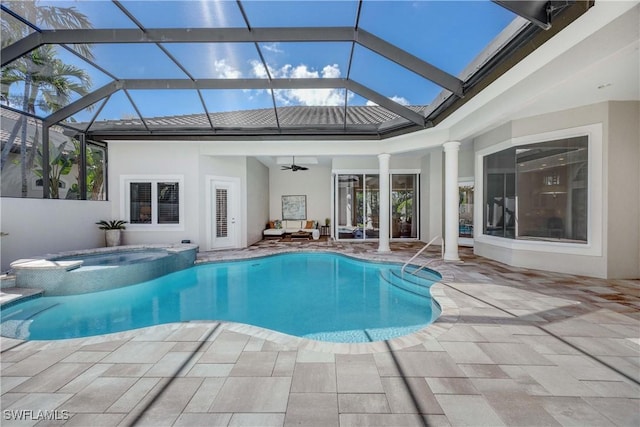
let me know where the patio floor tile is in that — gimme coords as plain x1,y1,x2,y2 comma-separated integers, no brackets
381,377,443,414
338,393,390,413
229,351,278,377
63,377,139,413
539,396,617,426
482,391,561,426
11,363,91,393
106,377,160,413
228,413,285,427
209,377,291,412
339,413,437,426
101,341,175,364
435,394,506,426
336,354,384,393
284,393,338,427
291,362,336,393
173,413,231,427
63,413,126,427
182,377,225,412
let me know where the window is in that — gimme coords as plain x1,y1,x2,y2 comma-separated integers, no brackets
122,176,183,228
483,136,588,243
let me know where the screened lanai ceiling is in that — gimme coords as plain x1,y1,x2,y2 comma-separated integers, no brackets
1,0,587,140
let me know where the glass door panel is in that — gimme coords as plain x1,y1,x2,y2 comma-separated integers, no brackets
364,175,380,239
337,174,362,239
459,183,474,240
391,174,418,238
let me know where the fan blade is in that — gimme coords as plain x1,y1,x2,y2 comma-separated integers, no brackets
281,166,292,170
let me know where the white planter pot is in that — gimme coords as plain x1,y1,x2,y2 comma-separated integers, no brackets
105,229,122,247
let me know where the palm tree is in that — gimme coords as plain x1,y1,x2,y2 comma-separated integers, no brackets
2,45,92,196
1,1,93,197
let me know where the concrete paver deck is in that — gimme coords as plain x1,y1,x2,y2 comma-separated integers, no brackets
1,242,638,426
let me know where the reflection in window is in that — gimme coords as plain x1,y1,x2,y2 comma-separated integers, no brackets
483,137,588,243
130,182,152,224
158,182,179,224
392,174,418,238
516,137,588,242
0,111,44,198
86,143,106,200
484,147,516,238
337,174,363,239
459,184,474,238
363,175,380,239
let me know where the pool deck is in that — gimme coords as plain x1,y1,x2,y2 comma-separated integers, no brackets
1,241,639,426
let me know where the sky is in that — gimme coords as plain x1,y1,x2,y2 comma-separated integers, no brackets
2,0,516,124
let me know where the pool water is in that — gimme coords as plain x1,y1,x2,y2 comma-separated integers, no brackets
1,253,441,343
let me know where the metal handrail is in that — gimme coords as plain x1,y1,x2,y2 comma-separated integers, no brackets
400,235,443,276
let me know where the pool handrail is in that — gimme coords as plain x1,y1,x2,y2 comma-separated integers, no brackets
400,235,443,277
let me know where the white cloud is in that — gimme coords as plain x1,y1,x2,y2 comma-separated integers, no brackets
249,62,348,106
250,60,269,79
213,59,242,79
262,43,284,54
366,95,411,107
390,95,410,106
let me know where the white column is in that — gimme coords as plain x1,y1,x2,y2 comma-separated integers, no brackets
378,153,391,253
443,141,461,261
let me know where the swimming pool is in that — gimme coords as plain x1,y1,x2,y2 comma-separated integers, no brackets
1,252,441,343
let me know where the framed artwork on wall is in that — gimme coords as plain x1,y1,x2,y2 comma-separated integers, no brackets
282,195,307,220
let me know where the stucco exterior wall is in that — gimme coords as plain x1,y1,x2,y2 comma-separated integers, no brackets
1,198,110,272
606,101,640,278
268,164,332,224
108,141,201,246
246,157,269,246
418,150,443,244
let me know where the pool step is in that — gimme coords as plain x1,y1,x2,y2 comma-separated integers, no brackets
379,268,434,298
402,265,441,282
0,298,59,340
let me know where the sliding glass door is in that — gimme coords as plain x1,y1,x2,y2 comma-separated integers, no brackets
335,173,418,240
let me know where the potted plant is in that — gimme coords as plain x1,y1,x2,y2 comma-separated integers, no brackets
325,217,331,226
96,220,127,247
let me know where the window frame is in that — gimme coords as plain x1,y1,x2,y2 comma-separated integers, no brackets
474,123,603,257
120,174,185,231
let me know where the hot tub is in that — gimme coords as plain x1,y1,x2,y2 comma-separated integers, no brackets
9,244,198,296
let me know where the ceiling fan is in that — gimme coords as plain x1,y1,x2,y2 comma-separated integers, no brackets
281,156,309,172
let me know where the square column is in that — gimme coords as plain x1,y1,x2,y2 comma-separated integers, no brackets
443,141,460,261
